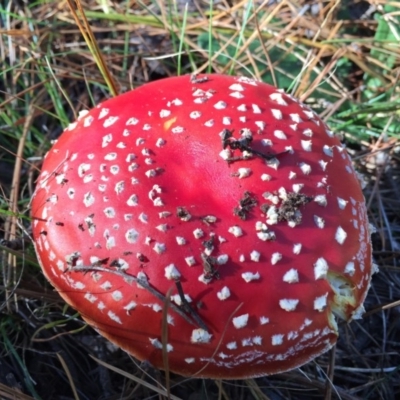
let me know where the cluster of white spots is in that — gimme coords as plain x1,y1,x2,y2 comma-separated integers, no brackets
144,303,162,313
232,314,249,329
241,272,260,282
242,336,263,347
191,329,212,343
217,286,231,300
314,258,329,280
279,299,299,311
171,294,192,306
149,338,173,352
31,75,375,376
237,76,258,86
164,264,181,280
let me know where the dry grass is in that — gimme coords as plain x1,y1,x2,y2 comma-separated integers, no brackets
1,0,399,399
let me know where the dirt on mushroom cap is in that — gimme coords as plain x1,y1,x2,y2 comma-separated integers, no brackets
31,74,373,378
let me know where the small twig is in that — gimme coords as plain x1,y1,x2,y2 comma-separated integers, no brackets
221,128,288,162
67,265,206,330
174,280,208,332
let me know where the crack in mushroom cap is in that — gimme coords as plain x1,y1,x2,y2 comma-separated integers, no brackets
31,74,373,379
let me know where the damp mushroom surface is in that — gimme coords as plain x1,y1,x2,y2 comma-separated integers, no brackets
31,74,373,378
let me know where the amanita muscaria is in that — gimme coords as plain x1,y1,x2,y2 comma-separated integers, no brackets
31,74,373,378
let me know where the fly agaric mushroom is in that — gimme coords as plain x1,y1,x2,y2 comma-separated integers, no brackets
31,74,373,378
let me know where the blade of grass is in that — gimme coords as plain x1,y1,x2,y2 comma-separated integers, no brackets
89,355,183,400
66,0,118,96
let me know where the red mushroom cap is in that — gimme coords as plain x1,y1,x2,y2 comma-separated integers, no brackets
31,74,373,378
